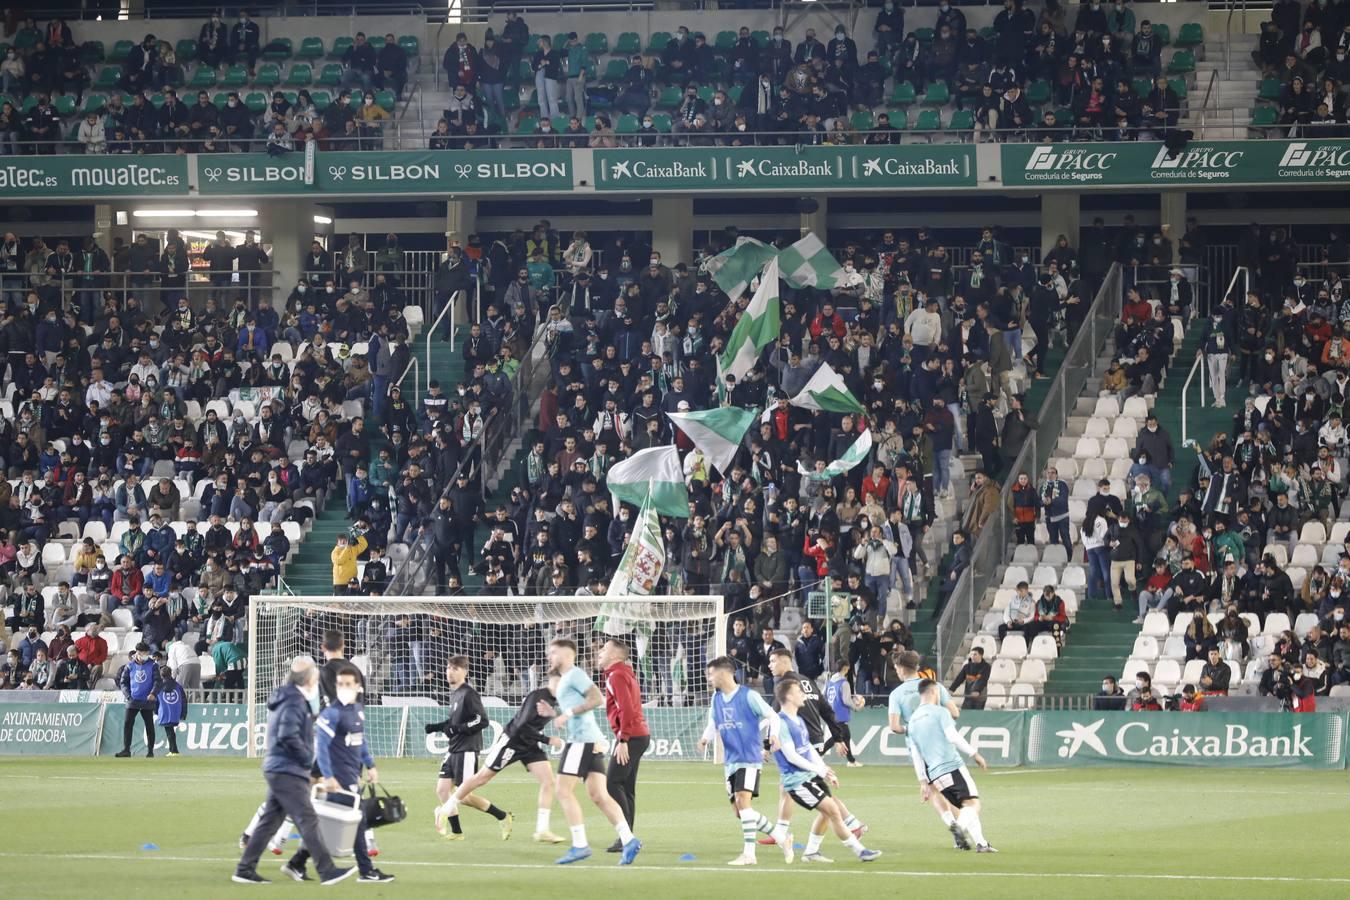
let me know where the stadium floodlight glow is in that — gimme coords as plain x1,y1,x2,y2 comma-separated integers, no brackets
132,209,197,218
313,215,333,225
196,209,258,217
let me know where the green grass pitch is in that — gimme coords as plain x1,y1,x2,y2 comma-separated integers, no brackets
1,758,1346,897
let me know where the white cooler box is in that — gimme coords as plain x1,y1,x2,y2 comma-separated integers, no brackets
311,787,363,857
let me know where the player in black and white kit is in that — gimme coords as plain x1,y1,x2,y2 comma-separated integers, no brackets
426,656,513,840
441,672,566,844
767,648,868,839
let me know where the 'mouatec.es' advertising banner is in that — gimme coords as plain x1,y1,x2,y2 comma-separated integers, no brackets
0,154,188,197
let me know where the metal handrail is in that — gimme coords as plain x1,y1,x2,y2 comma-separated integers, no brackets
1183,264,1247,445
933,264,1124,677
395,354,419,404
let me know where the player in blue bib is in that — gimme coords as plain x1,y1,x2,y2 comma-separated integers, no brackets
539,638,641,866
886,649,971,849
697,656,790,866
908,679,995,852
772,680,880,864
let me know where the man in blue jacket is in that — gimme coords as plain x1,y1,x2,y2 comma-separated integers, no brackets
233,657,356,886
282,664,393,883
115,642,161,758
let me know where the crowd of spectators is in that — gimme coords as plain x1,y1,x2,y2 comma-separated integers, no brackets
428,0,1196,150
1259,0,1350,134
0,15,406,155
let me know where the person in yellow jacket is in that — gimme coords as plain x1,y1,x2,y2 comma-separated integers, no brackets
331,531,367,593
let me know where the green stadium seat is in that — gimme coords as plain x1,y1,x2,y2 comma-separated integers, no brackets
1132,78,1152,98
286,63,313,87
647,32,672,53
1153,23,1172,46
370,35,388,52
95,67,122,91
616,113,638,134
399,36,420,58
175,39,197,63
82,94,106,114
253,63,282,88
1169,77,1188,100
244,91,267,114
517,59,532,82
715,31,737,51
297,37,324,59
330,36,353,59
503,90,520,111
515,114,538,134
696,85,714,104
947,108,975,131
889,81,917,106
656,85,682,108
550,115,568,131
263,38,292,61
1054,106,1072,123
375,89,396,112
751,30,770,49
923,83,950,105
525,34,544,55
282,91,298,105
54,94,76,117
1167,50,1194,74
651,113,672,132
728,84,743,104
915,28,935,43
310,90,332,111
221,64,249,88
187,66,217,90
1250,106,1278,126
1026,80,1051,105
603,58,627,80
850,109,874,131
149,92,165,109
318,63,343,87
1176,23,1204,48
1257,76,1282,101
109,40,134,63
11,30,35,51
20,95,37,114
82,41,105,64
585,32,608,55
914,109,941,131
979,26,996,42
615,32,640,55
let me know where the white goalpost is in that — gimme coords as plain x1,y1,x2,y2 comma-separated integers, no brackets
246,594,727,758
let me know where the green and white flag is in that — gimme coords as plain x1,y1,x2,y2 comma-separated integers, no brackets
789,362,866,415
705,236,777,299
777,232,845,290
798,429,873,480
605,495,666,598
718,256,781,383
668,405,759,477
606,445,689,517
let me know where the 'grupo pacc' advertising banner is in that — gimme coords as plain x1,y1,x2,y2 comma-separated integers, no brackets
0,154,188,197
1002,139,1350,187
195,150,573,195
594,145,976,192
1025,710,1347,769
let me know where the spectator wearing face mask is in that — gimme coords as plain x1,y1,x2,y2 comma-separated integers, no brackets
115,641,163,758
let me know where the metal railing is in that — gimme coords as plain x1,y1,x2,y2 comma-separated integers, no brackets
386,309,550,595
933,263,1124,677
1181,264,1246,446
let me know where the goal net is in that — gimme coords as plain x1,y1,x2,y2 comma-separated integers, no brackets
246,594,727,759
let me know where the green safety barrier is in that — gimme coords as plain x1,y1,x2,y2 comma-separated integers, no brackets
1002,139,1350,187
0,154,187,197
592,145,977,192
4,701,1347,770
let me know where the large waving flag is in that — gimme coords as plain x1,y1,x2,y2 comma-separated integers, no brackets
778,233,845,290
668,406,759,477
605,495,666,598
705,236,777,299
789,362,865,415
606,445,689,517
718,256,781,383
798,429,873,480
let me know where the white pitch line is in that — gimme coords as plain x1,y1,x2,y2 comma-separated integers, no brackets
0,851,1346,885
